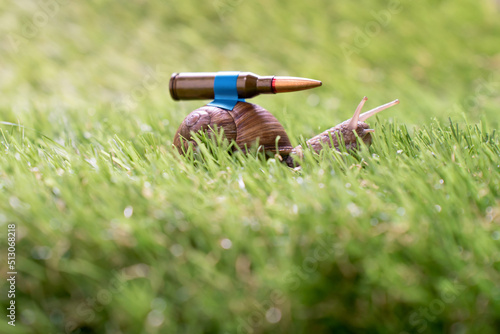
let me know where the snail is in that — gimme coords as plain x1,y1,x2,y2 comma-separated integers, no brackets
173,97,399,167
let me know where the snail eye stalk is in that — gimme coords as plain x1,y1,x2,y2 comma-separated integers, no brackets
359,99,400,122
347,96,368,130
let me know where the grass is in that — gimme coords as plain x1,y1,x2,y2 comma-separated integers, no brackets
1,0,500,333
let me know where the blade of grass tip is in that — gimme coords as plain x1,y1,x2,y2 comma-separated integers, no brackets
0,128,8,150
399,124,414,155
449,118,460,145
193,132,218,170
463,119,473,149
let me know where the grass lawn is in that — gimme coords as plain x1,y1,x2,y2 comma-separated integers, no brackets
1,0,499,333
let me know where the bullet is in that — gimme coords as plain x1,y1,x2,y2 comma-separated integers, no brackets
169,72,322,100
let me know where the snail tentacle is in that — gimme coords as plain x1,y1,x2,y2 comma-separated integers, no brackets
347,96,368,130
359,99,399,122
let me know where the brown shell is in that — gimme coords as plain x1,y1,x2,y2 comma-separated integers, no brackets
173,102,293,154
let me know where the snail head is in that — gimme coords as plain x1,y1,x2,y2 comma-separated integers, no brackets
338,97,400,149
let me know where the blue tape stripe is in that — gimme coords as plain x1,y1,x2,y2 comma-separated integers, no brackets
207,71,245,110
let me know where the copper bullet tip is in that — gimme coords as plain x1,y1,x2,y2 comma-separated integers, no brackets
272,76,322,94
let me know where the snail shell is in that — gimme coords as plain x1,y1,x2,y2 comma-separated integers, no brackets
173,102,293,154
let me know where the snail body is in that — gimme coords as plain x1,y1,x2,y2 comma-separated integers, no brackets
173,97,399,167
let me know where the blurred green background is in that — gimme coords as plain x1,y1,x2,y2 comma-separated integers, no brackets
1,0,499,138
1,0,499,333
